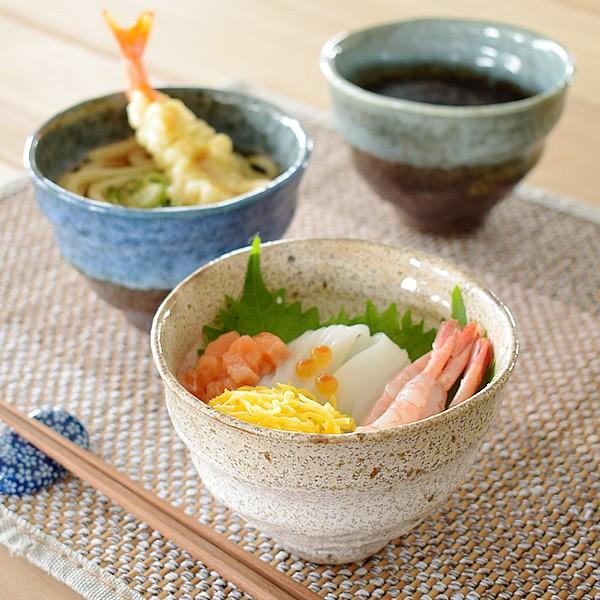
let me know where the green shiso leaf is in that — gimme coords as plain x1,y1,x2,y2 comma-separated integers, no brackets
451,285,467,326
203,237,439,360
203,236,320,343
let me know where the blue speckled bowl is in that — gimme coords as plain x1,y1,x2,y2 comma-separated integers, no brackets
321,19,574,234
25,88,312,329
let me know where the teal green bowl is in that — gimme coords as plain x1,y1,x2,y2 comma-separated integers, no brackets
25,88,312,329
321,18,574,234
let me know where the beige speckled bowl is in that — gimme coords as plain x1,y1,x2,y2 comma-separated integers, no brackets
151,239,518,564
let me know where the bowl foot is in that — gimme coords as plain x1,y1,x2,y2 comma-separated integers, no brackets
254,519,423,564
84,275,169,332
351,147,541,235
401,210,487,235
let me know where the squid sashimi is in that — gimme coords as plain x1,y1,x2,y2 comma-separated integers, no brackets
333,333,409,423
260,325,371,391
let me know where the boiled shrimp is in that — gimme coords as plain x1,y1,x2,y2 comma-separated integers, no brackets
361,320,458,425
357,321,492,431
449,338,493,408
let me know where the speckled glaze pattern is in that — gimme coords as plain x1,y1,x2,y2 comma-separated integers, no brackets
320,19,574,168
151,239,518,564
0,408,89,496
25,88,311,295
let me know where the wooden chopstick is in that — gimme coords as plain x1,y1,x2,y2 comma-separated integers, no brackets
0,401,320,600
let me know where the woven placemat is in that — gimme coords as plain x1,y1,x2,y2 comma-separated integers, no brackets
1,109,599,600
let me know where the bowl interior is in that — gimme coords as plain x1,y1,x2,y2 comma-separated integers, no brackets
32,88,306,185
328,19,573,98
153,239,517,433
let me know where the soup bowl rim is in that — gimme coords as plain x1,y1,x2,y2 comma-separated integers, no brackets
320,16,576,119
151,237,519,443
24,86,312,219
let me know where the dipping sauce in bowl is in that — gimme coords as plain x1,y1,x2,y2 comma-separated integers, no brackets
351,62,534,106
321,18,575,235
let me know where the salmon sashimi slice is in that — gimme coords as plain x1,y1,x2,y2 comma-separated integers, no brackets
204,331,240,357
194,354,220,379
254,332,292,368
224,336,263,373
180,370,200,394
205,379,227,401
223,354,261,387
182,330,290,402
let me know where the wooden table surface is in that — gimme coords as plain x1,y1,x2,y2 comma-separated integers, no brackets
0,0,598,597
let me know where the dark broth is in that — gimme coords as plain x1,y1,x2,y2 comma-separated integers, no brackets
351,63,534,106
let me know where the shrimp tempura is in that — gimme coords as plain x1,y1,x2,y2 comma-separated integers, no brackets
103,11,276,206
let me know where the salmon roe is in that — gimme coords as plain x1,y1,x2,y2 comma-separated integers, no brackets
311,345,332,368
295,358,316,378
316,373,338,397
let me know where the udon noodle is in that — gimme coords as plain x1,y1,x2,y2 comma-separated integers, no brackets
60,133,278,209
60,137,160,206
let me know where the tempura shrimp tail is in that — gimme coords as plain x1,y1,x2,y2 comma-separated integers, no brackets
103,10,160,100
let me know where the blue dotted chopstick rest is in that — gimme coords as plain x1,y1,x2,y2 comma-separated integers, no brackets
0,408,89,496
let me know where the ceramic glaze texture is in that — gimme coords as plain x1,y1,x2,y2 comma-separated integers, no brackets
151,239,518,564
25,88,311,326
321,19,573,168
320,19,574,234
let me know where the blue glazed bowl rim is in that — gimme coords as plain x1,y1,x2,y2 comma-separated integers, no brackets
320,17,576,118
24,87,312,219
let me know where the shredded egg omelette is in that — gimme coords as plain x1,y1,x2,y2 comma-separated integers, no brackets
127,91,277,206
209,384,356,434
